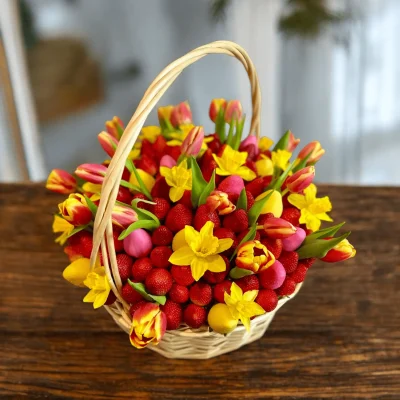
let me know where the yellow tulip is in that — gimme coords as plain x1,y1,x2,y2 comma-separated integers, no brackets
255,190,283,217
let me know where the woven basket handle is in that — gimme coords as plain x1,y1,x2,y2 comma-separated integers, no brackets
91,41,261,287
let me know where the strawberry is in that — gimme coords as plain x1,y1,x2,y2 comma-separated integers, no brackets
245,160,257,174
151,177,170,200
279,251,299,274
131,257,152,282
263,176,272,187
68,231,93,258
168,283,190,303
116,186,133,204
183,304,206,329
165,204,193,232
121,282,144,304
141,139,154,159
214,227,235,241
223,209,248,233
193,204,220,231
282,193,291,208
245,190,255,210
203,255,230,284
177,190,193,210
299,257,316,269
105,291,116,305
151,225,173,246
281,207,301,227
256,289,278,312
275,278,296,296
153,135,167,161
136,153,157,175
207,133,222,154
161,300,182,330
245,177,265,198
289,264,308,283
150,246,172,268
235,275,259,292
112,229,124,252
213,280,232,303
145,269,173,295
121,167,131,182
202,159,218,182
150,197,170,220
236,229,260,244
189,282,212,306
116,253,133,282
257,213,275,226
261,238,283,259
129,300,147,317
171,265,195,286
132,193,150,210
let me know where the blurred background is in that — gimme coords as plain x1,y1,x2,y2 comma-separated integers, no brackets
0,0,399,185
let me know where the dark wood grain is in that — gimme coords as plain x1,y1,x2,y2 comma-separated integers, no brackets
0,183,399,399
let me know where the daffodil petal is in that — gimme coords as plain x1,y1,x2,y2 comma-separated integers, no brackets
190,257,209,281
169,187,185,202
237,166,256,181
300,209,321,231
243,302,265,317
316,212,333,222
205,254,226,273
243,290,258,302
241,316,251,331
83,289,97,303
169,246,194,266
63,258,91,287
288,193,307,210
185,226,200,246
230,282,243,301
304,183,317,202
200,221,214,238
309,197,332,214
93,289,110,309
217,238,234,253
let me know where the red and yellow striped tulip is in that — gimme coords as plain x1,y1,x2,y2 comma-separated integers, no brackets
224,100,243,123
209,98,227,123
75,164,107,184
297,141,325,164
320,238,356,263
46,169,77,194
236,240,275,273
58,193,92,226
112,204,138,229
263,217,297,239
286,166,315,193
98,131,119,157
105,116,124,139
170,101,192,127
206,190,236,215
181,126,204,157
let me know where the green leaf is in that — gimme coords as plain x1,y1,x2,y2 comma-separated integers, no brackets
67,225,88,238
84,195,98,217
292,150,313,173
118,220,159,240
226,119,235,147
120,179,141,192
116,124,124,139
273,130,291,151
269,159,296,191
229,267,253,279
198,170,216,206
230,225,257,261
248,191,273,226
131,198,159,224
125,159,134,173
130,164,153,200
232,116,246,151
302,222,346,245
236,188,247,211
297,232,351,259
190,156,208,207
128,280,166,305
215,107,226,143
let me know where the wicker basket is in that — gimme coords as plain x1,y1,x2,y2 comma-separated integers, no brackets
90,41,302,359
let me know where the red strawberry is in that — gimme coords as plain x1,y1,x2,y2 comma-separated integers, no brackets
281,207,301,227
122,167,131,182
245,190,255,210
223,209,248,233
132,193,150,210
276,278,296,296
141,139,154,159
150,246,172,268
263,176,272,187
136,154,157,175
117,186,133,204
116,253,133,282
121,282,144,304
214,227,235,241
150,197,170,220
168,283,190,303
245,160,257,174
256,289,278,312
245,177,265,198
202,159,218,182
236,229,261,244
289,264,308,283
235,274,259,292
189,282,212,306
207,133,221,154
282,194,291,208
177,190,193,209
161,300,182,330
213,280,232,303
299,257,316,269
129,300,147,317
200,148,214,169
193,204,220,231
151,225,173,246
261,238,283,259
145,269,173,295
165,204,193,232
151,177,170,200
131,257,152,282
183,304,206,329
203,255,230,284
171,265,195,286
112,229,124,252
279,251,299,274
258,213,275,225
68,231,93,258
153,135,167,161
105,291,117,305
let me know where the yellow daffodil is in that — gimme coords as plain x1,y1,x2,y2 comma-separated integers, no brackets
83,266,111,309
169,221,233,281
160,159,192,202
63,258,91,287
53,215,74,245
224,282,265,331
212,145,256,181
288,183,333,231
258,136,274,152
271,149,292,170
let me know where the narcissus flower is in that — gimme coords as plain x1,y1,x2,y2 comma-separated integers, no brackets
46,169,77,194
105,116,124,139
63,257,91,287
98,131,119,157
209,98,227,122
180,126,204,157
297,141,325,164
255,154,274,177
255,190,283,217
169,221,233,281
320,238,356,263
160,159,192,202
75,164,107,184
112,204,138,229
206,190,236,215
224,100,243,123
258,136,274,152
130,302,167,349
58,193,92,226
224,282,265,331
52,214,74,245
288,184,332,231
170,101,192,127
236,240,275,273
83,266,111,309
286,166,315,193
263,217,297,239
213,145,256,181
271,149,292,170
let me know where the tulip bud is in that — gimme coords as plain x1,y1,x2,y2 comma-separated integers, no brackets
209,98,227,123
105,116,124,139
75,164,107,184
255,190,283,217
263,217,297,239
236,240,275,273
98,131,119,157
286,166,315,193
224,100,243,123
180,126,204,157
58,193,92,226
320,238,356,263
170,101,192,127
258,260,286,290
157,105,173,126
46,169,77,194
287,131,301,152
123,228,152,258
297,141,325,164
112,205,138,229
130,302,167,348
206,190,236,215
159,154,177,168
62,258,91,287
217,175,245,200
282,227,306,252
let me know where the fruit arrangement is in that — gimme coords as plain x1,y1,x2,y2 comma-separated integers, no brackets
47,98,356,350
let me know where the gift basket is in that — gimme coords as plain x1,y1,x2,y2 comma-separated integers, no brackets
47,41,355,359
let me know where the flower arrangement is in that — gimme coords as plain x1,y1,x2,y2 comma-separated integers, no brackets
47,98,355,351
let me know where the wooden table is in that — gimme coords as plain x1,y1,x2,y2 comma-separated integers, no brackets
1,184,399,399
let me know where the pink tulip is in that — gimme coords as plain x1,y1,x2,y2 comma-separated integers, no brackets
218,175,245,200
123,228,152,258
263,217,297,239
170,102,192,127
98,131,119,157
224,100,243,123
159,155,177,168
112,205,138,229
46,169,76,194
181,126,204,157
75,164,107,184
239,135,260,157
258,260,286,290
286,166,315,193
282,227,306,252
209,98,227,123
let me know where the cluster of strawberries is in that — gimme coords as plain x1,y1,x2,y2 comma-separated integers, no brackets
48,99,355,348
